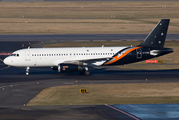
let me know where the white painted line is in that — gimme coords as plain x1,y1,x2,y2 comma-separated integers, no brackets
105,104,140,120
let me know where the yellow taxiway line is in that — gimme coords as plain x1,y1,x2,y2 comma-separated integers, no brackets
0,59,10,70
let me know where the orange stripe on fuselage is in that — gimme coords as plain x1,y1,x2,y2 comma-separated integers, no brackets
104,46,142,65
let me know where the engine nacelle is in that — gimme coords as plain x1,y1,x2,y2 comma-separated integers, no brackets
51,66,58,71
58,63,80,73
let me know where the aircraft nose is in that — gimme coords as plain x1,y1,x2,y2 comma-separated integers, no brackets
3,57,10,65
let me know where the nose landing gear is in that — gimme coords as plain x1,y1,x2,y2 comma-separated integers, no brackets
26,67,30,76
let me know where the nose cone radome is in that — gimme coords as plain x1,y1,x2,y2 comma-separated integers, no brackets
3,57,10,65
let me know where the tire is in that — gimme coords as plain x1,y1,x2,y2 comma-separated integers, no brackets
85,70,90,75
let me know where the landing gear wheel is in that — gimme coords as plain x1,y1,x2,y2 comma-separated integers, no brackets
85,70,90,75
26,67,30,76
79,66,90,75
26,72,29,76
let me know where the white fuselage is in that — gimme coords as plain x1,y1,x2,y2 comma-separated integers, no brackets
4,47,126,67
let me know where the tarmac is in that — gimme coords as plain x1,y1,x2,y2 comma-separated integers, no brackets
0,34,179,41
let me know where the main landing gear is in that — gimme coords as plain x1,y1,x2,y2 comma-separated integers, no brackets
26,67,30,76
79,67,90,75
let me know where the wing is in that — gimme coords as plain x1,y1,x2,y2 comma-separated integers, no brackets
63,57,109,66
53,57,110,67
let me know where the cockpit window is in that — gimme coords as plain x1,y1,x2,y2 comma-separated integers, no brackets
11,54,19,57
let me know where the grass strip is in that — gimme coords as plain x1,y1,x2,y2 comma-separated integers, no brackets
0,1,179,34
27,83,179,106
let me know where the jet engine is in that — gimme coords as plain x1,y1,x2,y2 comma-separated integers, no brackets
58,63,81,73
51,63,90,75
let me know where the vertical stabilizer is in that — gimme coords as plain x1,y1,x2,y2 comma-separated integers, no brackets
140,19,170,48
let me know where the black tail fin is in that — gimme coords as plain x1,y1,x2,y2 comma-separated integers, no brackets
140,19,170,48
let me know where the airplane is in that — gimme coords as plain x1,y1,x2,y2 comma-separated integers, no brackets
3,19,173,75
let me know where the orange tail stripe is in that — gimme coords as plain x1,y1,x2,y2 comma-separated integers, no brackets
104,46,142,65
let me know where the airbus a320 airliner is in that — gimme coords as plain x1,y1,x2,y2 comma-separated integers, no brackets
4,19,173,75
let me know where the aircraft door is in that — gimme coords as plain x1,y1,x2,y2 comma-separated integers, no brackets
25,49,31,61
136,48,142,59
